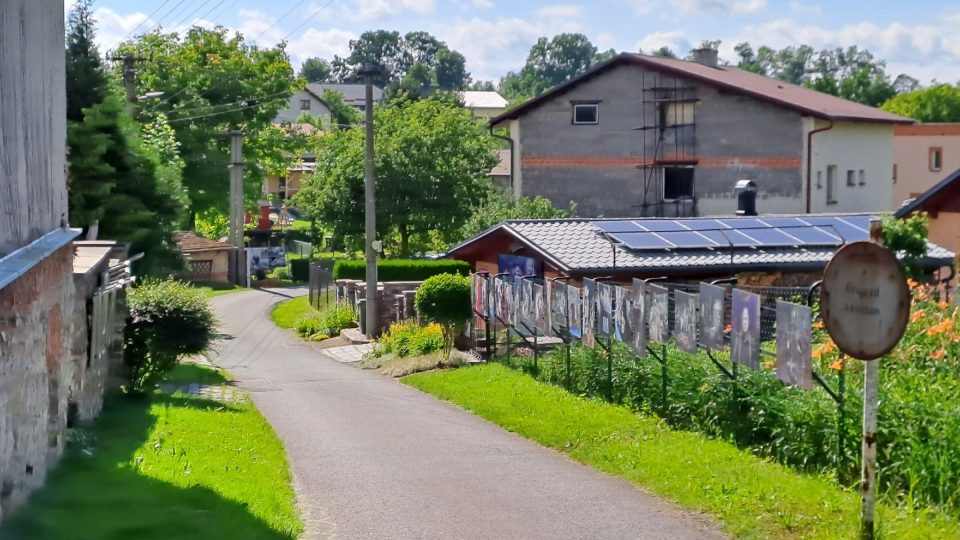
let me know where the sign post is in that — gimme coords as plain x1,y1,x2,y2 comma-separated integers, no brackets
820,219,910,540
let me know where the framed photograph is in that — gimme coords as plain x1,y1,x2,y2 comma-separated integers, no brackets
494,276,509,323
597,282,614,338
533,283,547,334
698,283,726,350
731,288,761,370
498,254,540,279
630,279,647,357
582,278,598,347
520,278,535,327
567,285,583,339
775,301,813,389
614,285,632,343
549,281,568,336
472,274,488,317
674,290,698,354
647,284,669,344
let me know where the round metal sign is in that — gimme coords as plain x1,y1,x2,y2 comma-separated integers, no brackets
820,241,910,360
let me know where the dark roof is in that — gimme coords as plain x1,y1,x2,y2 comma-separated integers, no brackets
895,168,960,218
448,215,954,275
492,53,912,127
173,232,233,253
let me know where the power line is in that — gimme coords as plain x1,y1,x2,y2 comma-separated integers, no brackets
156,0,195,30
119,0,175,42
283,0,337,38
203,0,242,25
166,99,287,124
189,0,231,27
156,89,293,118
169,0,218,29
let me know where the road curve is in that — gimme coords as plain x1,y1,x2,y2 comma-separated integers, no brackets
210,288,726,540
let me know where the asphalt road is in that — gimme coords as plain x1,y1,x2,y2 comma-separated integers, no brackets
211,288,725,540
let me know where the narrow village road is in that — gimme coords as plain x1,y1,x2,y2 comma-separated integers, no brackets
210,288,726,540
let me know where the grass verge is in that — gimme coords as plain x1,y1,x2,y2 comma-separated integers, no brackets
360,350,474,377
0,365,302,540
403,364,960,540
269,296,316,329
193,282,249,298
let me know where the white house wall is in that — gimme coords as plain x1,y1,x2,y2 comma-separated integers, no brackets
808,120,895,214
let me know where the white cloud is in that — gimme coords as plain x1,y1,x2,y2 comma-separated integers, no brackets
788,1,821,17
627,0,765,17
536,5,582,18
472,0,494,8
596,33,618,51
635,31,692,55
287,28,358,66
343,0,436,21
90,7,152,52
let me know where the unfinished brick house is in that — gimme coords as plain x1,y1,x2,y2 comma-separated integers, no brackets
492,50,912,218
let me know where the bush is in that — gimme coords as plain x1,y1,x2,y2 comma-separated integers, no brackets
124,279,217,392
294,303,357,339
268,265,292,281
415,273,471,359
372,321,445,358
289,259,310,281
332,259,469,281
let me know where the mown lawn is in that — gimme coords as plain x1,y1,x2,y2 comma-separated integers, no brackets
0,365,302,540
192,282,249,299
269,295,317,329
404,364,960,540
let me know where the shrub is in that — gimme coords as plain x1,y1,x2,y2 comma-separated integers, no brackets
333,259,470,281
294,303,357,338
289,259,310,281
414,273,471,359
268,265,292,281
373,321,444,358
294,314,324,338
124,279,217,392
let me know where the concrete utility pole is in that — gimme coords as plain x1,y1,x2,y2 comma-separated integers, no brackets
228,131,246,285
358,64,382,338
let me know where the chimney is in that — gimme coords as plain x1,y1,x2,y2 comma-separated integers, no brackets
691,48,719,68
735,179,758,216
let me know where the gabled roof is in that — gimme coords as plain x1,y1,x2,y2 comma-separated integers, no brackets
492,53,912,127
459,91,508,109
448,215,954,276
174,232,233,253
895,167,960,218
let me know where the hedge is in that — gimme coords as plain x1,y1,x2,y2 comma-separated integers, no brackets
289,259,310,282
333,259,470,282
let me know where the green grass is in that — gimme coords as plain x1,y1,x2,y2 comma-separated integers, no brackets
0,365,302,540
403,364,960,540
192,282,249,298
161,362,231,385
269,296,317,329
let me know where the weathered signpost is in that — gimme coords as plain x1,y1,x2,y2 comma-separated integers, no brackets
820,219,911,540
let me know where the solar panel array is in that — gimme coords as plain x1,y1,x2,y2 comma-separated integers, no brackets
593,215,873,251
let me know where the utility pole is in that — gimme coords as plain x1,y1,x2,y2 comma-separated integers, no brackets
228,131,246,285
358,64,382,338
112,53,146,114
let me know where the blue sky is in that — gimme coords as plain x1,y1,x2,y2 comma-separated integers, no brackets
81,0,960,83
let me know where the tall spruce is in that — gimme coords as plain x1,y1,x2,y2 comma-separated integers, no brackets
65,0,107,123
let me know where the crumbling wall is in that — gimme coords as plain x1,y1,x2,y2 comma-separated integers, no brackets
0,245,76,518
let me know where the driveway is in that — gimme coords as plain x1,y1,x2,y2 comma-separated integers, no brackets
210,288,725,540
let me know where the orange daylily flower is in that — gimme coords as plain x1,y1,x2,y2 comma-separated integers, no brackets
926,319,954,337
829,358,844,371
931,349,946,360
813,320,824,330
939,300,950,309
911,310,926,323
763,359,775,369
907,278,919,290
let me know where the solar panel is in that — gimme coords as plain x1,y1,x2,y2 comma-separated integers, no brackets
682,219,731,231
638,220,687,232
719,218,767,229
612,232,675,249
595,221,643,234
802,216,872,242
738,228,800,246
787,227,842,246
658,231,723,248
758,217,807,228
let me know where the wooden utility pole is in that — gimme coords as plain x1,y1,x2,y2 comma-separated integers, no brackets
228,131,246,285
358,64,382,337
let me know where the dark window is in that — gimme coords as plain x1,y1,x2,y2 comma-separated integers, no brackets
278,177,287,200
930,147,943,172
573,103,599,124
826,165,838,204
300,99,311,110
663,167,694,200
846,169,856,186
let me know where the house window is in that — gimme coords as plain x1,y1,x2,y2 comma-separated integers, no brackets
858,170,866,186
572,103,599,125
893,164,898,182
664,101,695,126
930,147,943,172
663,167,694,200
816,170,823,189
300,99,311,111
278,177,287,201
826,165,838,204
846,169,856,187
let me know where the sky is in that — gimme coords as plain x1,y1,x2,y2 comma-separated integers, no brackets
77,0,960,85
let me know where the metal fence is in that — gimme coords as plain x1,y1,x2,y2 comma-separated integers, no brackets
308,261,334,310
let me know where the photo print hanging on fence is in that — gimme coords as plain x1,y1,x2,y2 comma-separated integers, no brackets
647,284,670,344
597,282,614,338
498,254,540,279
582,278,598,347
533,283,548,335
731,288,761,370
549,280,568,335
630,279,647,357
505,279,517,326
472,274,488,318
567,285,583,338
614,285,633,344
494,276,509,323
775,301,813,389
698,283,726,350
674,290,699,354
520,278,535,328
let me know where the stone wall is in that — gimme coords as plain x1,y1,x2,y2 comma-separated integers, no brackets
0,245,76,518
336,280,423,334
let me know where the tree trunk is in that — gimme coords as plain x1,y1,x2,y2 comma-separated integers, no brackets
399,224,410,258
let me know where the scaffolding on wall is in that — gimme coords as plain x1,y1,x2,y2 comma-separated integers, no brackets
634,72,699,217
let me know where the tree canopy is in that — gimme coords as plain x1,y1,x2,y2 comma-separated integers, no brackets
299,57,332,82
499,33,614,102
461,190,577,239
882,84,960,122
65,0,107,123
294,97,498,256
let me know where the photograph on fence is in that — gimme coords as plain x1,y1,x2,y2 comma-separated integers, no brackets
549,280,568,336
495,276,509,323
533,283,548,335
675,290,699,354
731,288,761,370
775,300,813,389
520,278,535,328
699,282,726,350
567,285,583,338
472,274,488,317
647,284,669,344
614,285,633,344
598,282,614,338
630,279,647,357
498,254,540,279
582,279,598,347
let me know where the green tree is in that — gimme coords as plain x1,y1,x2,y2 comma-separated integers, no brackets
140,112,189,228
331,30,405,86
461,190,577,239
119,27,298,216
882,84,960,122
499,33,608,102
65,0,108,123
435,48,469,90
882,212,929,278
299,57,332,82
320,89,362,128
294,97,498,256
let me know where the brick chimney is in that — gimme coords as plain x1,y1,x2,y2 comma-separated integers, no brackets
691,48,719,68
